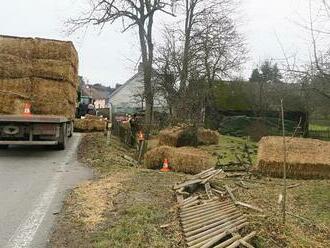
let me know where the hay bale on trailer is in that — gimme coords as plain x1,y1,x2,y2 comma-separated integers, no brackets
32,59,77,85
0,78,32,114
0,94,26,115
256,136,330,179
0,54,32,78
33,38,79,67
0,78,32,96
0,35,34,59
30,77,77,118
143,146,213,174
0,35,78,118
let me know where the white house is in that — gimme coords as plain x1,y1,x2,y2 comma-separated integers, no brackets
110,65,167,114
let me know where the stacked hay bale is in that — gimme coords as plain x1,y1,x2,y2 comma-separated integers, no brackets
159,126,219,147
143,145,213,174
256,136,330,179
74,115,107,132
0,35,78,118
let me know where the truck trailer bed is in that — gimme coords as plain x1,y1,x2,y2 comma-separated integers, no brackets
0,115,68,123
0,114,72,149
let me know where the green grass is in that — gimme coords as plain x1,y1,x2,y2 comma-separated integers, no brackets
200,134,258,165
309,123,330,131
292,181,330,226
92,204,170,248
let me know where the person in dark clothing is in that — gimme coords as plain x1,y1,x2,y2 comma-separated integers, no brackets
87,99,96,115
129,114,138,146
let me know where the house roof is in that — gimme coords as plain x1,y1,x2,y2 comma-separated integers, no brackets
110,71,143,98
81,84,111,99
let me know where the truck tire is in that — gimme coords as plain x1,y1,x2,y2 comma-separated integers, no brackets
68,121,73,138
56,124,67,150
0,145,9,149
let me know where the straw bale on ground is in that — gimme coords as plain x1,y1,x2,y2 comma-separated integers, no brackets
197,128,220,145
159,126,219,147
256,136,330,179
74,118,107,132
143,146,213,174
158,127,184,147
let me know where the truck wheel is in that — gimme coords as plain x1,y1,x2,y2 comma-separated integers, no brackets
68,121,73,138
57,124,67,150
0,145,9,149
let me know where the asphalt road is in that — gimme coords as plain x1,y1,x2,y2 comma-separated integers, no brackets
0,134,92,248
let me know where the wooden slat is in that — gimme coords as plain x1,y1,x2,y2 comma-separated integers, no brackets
182,207,238,227
182,205,236,224
225,231,256,248
186,217,246,242
185,213,243,237
211,234,241,248
183,211,242,233
182,203,234,219
187,221,248,247
174,179,202,190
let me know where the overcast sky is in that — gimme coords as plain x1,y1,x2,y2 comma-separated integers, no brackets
0,0,320,87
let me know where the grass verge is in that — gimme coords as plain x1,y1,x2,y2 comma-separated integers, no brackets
50,132,329,247
49,133,184,247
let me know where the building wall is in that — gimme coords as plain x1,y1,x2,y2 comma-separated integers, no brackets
94,99,107,109
110,72,167,113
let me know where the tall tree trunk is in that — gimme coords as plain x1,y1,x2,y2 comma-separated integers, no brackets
138,17,154,137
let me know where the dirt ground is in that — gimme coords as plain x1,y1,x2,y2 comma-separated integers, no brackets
49,133,330,248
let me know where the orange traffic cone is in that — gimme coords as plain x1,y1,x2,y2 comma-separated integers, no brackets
160,159,171,172
23,103,31,116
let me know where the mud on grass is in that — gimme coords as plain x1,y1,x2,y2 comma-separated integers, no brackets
49,133,185,248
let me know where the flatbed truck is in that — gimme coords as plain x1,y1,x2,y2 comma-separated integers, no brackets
0,114,73,150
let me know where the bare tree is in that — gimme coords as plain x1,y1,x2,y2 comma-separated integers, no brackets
155,0,246,122
68,0,177,134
